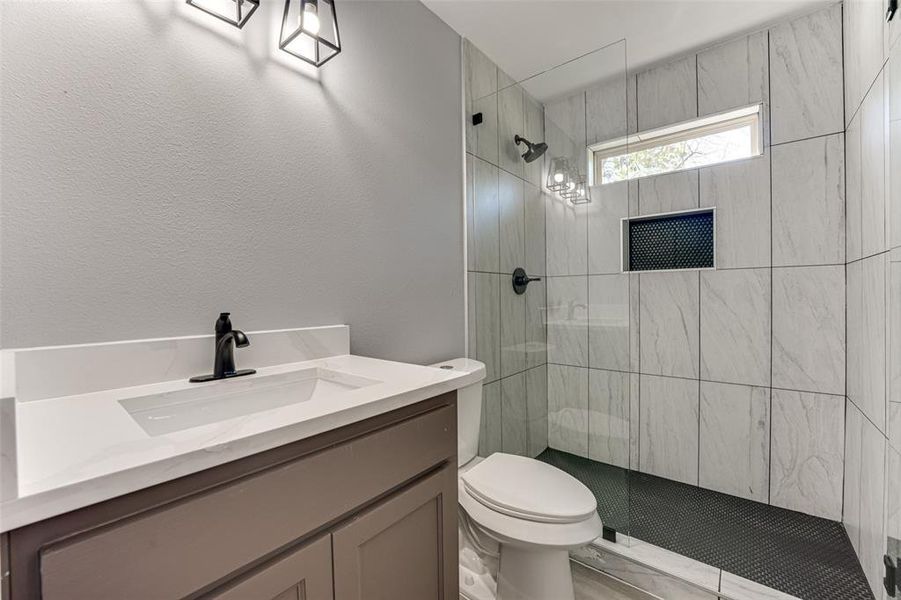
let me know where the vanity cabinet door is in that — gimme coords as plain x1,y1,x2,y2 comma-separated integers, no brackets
332,462,457,600
208,534,333,600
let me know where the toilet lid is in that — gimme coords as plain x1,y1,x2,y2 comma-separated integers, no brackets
461,453,597,524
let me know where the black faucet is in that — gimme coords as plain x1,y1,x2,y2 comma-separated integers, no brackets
189,313,257,383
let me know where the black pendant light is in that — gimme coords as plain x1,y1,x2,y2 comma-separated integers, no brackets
279,0,342,67
186,0,259,28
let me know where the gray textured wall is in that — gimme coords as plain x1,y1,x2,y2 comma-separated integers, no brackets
0,0,464,364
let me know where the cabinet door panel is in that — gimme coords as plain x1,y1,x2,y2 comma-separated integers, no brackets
209,534,332,600
332,463,457,600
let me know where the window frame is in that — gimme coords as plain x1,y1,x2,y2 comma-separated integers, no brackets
587,103,764,186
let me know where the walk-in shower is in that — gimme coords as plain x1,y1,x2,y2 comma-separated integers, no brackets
464,5,893,594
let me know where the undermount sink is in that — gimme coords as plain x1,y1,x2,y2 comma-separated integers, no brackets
119,368,381,437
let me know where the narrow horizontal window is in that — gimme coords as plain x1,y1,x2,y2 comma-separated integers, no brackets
589,104,762,185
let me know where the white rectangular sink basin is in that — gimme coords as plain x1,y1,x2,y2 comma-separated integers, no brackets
119,368,381,437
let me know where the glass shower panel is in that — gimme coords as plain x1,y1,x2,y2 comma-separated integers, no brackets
464,37,549,465
501,39,634,547
888,247,900,575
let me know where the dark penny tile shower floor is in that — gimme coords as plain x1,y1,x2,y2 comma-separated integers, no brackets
537,448,873,600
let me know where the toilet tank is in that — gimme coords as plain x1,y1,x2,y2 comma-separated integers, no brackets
429,358,486,467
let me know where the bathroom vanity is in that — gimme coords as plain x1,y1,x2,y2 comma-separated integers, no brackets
0,326,477,600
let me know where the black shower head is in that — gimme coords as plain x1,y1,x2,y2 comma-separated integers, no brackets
514,134,549,163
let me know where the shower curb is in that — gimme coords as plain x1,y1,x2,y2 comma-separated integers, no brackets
574,535,801,600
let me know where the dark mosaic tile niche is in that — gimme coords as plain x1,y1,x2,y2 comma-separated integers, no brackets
626,209,714,272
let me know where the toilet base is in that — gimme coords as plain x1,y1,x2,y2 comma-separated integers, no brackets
496,544,575,600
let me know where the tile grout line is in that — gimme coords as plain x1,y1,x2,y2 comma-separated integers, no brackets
531,261,848,279
845,247,892,267
844,48,891,132
847,394,890,441
841,0,848,521
697,265,702,486
518,89,530,455
636,272,641,474
766,27,776,507
495,125,503,454
467,152,540,191
770,129,846,148
542,362,849,398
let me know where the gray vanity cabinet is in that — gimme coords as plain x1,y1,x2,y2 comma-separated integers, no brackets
5,393,458,600
332,463,457,600
209,535,333,600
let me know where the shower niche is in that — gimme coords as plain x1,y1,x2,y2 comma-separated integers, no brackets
621,208,715,272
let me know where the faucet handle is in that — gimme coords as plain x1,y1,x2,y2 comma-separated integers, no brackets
512,268,541,295
215,312,233,335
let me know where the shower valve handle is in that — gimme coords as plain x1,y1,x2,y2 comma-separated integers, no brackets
512,268,541,295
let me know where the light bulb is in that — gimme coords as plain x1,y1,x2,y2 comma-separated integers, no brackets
553,172,564,183
302,1,320,35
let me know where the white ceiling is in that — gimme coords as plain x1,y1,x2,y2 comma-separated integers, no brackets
423,0,834,86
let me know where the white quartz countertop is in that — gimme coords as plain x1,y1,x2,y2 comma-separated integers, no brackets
0,352,478,532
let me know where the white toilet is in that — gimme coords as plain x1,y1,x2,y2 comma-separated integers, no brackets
431,359,602,600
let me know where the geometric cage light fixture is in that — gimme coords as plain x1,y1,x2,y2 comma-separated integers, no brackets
186,0,260,29
560,166,582,201
546,157,573,193
279,0,342,67
547,158,590,205
566,176,591,205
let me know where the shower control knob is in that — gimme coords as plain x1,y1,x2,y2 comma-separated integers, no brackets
512,267,541,295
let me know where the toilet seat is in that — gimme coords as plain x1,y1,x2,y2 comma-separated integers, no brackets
458,453,602,550
461,453,597,524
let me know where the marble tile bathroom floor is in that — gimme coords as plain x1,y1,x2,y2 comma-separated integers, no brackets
538,449,872,600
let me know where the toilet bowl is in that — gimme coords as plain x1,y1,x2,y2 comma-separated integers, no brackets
430,359,602,600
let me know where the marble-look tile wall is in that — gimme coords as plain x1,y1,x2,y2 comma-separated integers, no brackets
543,3,848,522
464,41,549,460
842,1,901,596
